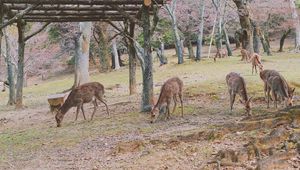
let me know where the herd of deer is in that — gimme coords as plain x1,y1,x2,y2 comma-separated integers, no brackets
54,49,295,127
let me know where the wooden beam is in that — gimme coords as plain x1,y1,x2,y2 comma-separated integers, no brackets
22,11,140,16
24,18,125,22
109,5,142,26
2,0,164,5
7,4,145,11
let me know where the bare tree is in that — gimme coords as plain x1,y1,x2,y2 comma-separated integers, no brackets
289,0,300,51
196,0,205,61
73,22,92,88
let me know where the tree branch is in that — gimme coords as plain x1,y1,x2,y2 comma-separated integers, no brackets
0,4,39,29
24,22,50,42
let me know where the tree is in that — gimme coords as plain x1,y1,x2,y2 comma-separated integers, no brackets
73,22,92,88
233,0,254,54
289,0,300,51
93,22,110,72
3,28,15,105
165,0,184,64
111,38,120,70
196,0,205,61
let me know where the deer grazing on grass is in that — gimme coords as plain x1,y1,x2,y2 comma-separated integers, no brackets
250,53,264,74
240,49,250,62
150,77,183,123
226,72,252,116
266,75,294,108
214,48,227,62
55,82,109,127
260,69,295,101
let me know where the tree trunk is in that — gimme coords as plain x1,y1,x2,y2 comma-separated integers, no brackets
187,37,195,60
166,0,184,64
15,21,26,109
196,0,205,61
73,22,92,88
252,21,261,54
95,22,110,72
279,29,292,52
128,22,137,95
235,30,242,49
141,4,153,112
233,0,254,54
208,16,217,58
222,25,232,56
260,31,271,56
289,0,300,51
3,29,16,105
112,38,120,70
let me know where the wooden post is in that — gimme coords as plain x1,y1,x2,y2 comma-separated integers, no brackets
15,20,26,108
141,4,153,112
0,5,3,66
129,22,137,95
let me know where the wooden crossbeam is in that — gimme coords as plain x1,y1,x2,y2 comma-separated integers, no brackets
2,0,164,5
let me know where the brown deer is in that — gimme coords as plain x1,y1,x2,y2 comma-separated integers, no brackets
226,72,252,116
55,82,109,127
250,53,264,74
260,69,295,101
240,49,250,62
214,48,227,62
266,76,294,108
150,77,183,123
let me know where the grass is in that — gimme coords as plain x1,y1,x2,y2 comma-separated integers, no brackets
0,50,299,167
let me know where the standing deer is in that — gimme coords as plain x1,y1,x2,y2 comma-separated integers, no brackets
226,72,252,116
266,75,294,108
240,49,250,62
260,69,295,101
214,48,227,62
251,53,264,74
55,82,109,127
150,77,183,123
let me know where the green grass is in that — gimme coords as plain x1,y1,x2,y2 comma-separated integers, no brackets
0,51,299,167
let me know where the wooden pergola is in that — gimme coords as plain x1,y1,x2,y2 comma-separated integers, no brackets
0,0,164,110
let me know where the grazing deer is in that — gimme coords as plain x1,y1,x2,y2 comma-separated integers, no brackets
226,72,252,116
260,69,295,101
250,53,264,74
150,77,183,123
55,82,109,127
266,76,294,108
240,49,250,62
214,48,227,62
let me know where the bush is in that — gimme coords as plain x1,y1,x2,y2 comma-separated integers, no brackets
48,26,60,43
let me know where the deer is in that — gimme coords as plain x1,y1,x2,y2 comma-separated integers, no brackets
55,82,109,127
260,69,295,102
240,49,250,62
214,48,227,62
266,75,294,109
150,77,183,123
250,53,264,74
226,72,252,116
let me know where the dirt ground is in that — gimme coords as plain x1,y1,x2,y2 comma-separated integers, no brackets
1,50,300,169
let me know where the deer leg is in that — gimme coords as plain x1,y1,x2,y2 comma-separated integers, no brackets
166,99,171,120
81,105,86,120
90,99,98,121
96,94,110,116
178,92,183,117
75,105,81,121
273,91,277,108
267,88,271,108
255,65,258,74
252,65,254,75
230,91,236,111
172,95,177,114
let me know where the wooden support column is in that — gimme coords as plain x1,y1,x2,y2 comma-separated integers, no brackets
16,20,26,108
141,3,153,112
128,22,137,95
0,5,3,65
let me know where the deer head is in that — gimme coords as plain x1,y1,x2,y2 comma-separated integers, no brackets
240,97,253,116
150,106,160,123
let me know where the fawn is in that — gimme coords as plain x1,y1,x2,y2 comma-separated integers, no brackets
260,69,295,101
214,48,227,62
250,53,264,74
150,77,183,123
266,75,294,108
226,72,252,116
55,82,109,127
240,49,250,62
